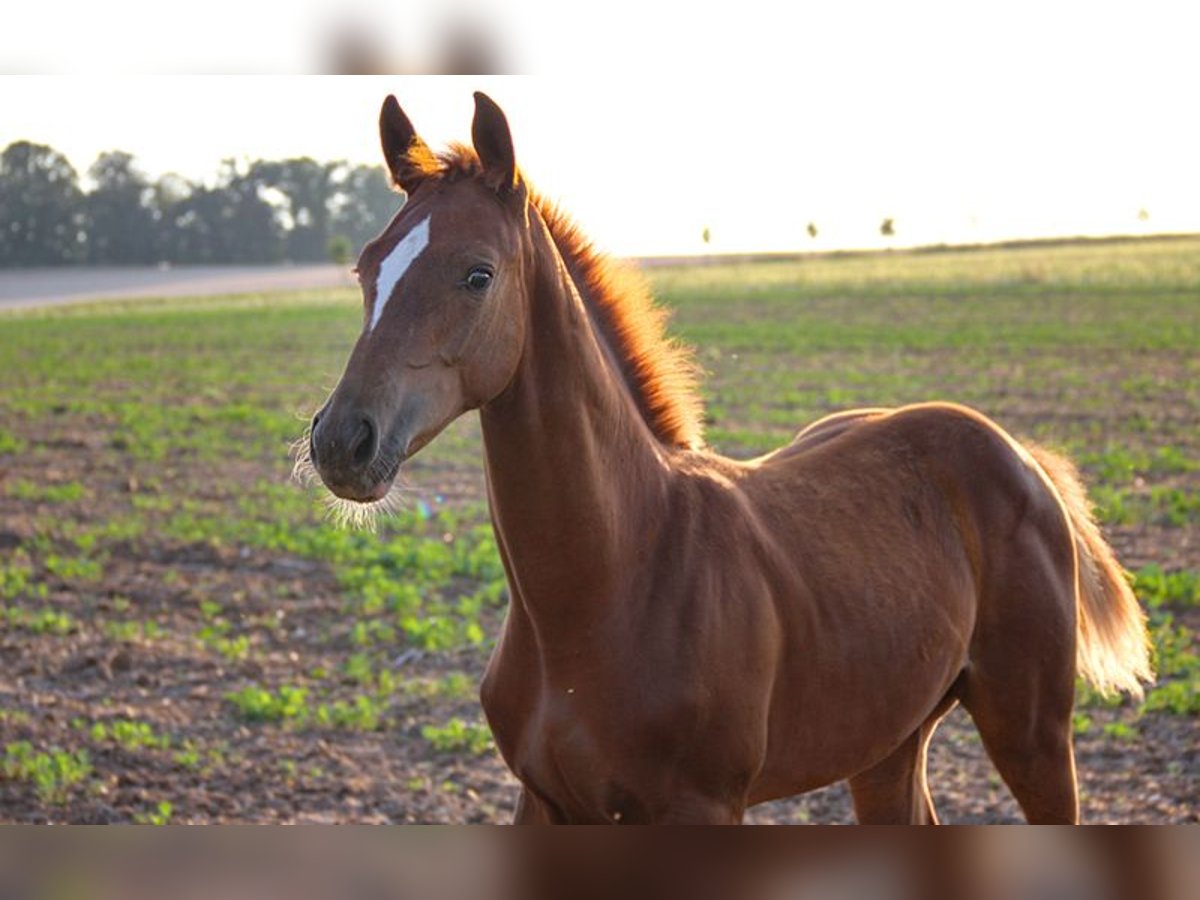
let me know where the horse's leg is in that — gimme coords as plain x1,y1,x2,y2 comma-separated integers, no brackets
513,787,556,823
516,786,742,824
849,693,959,824
962,545,1080,823
847,705,949,824
656,794,745,824
962,669,1079,823
847,727,934,824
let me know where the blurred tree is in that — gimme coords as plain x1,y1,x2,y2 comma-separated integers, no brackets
84,151,156,264
216,159,285,263
329,163,398,250
155,162,284,264
252,158,338,261
327,234,353,265
0,141,86,266
0,142,397,267
148,172,192,261
880,217,895,238
158,183,224,264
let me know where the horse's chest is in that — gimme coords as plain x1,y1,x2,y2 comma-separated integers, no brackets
482,662,635,820
482,637,710,823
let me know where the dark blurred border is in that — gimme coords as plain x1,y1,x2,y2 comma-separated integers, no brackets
0,827,1194,900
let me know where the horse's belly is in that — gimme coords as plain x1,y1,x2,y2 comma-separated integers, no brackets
753,583,972,801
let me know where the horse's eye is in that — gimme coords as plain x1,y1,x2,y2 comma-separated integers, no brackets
464,266,494,292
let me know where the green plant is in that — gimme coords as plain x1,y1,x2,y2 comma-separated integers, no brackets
0,428,26,454
1134,566,1200,609
226,684,310,724
315,695,385,732
7,480,86,503
0,709,32,726
3,742,92,804
1102,721,1138,742
104,619,165,642
0,555,45,601
421,717,493,756
4,605,75,635
134,801,174,825
1141,679,1200,716
196,607,252,661
199,628,250,662
43,553,104,582
90,719,171,752
173,742,202,770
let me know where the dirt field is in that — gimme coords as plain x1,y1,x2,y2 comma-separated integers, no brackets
1,238,1197,823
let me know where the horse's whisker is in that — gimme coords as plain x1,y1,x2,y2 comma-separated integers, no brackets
320,479,412,530
293,426,416,530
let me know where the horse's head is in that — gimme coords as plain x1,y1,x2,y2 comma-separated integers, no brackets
307,92,529,509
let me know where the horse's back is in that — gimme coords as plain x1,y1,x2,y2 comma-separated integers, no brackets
760,401,1076,593
765,402,1055,515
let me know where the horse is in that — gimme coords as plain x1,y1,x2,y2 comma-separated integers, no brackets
301,91,1153,823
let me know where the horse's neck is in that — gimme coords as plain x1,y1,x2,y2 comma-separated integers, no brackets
479,222,668,625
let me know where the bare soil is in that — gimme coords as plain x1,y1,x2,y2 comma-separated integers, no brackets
1,434,1196,824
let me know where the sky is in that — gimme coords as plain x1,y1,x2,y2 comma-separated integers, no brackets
2,2,1198,256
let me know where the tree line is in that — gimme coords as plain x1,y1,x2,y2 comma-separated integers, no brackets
0,141,400,267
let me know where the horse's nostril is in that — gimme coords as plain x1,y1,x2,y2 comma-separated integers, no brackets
351,417,378,467
308,411,324,465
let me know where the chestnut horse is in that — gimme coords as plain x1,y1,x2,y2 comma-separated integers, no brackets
303,92,1152,823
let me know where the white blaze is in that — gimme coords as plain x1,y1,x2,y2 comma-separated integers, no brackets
370,214,431,331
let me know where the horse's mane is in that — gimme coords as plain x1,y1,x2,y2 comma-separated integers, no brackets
412,144,705,450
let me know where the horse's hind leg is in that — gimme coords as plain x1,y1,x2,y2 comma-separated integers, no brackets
962,664,1079,823
962,545,1081,823
848,700,954,824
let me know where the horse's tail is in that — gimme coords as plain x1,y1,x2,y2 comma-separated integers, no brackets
1027,444,1154,698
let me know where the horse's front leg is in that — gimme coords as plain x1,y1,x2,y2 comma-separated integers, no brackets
512,786,556,823
514,787,743,824
655,797,745,824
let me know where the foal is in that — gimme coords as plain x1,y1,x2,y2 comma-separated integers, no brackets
304,92,1152,823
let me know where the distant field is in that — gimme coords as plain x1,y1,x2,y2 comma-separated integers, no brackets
1,236,1197,823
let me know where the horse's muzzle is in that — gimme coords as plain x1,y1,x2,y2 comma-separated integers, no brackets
309,406,390,501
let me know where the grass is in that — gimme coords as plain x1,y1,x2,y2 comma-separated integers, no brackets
226,684,311,724
1134,566,1200,610
88,719,172,752
133,801,175,825
0,235,1197,820
2,742,93,805
226,680,391,732
421,717,494,756
104,618,165,642
3,604,76,635
5,480,86,503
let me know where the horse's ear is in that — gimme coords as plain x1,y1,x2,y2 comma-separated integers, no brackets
471,92,518,192
379,95,436,194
